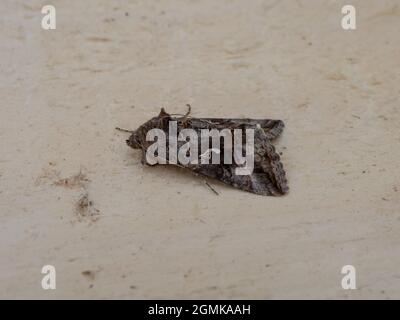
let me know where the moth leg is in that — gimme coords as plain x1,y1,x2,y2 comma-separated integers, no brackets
140,151,147,165
204,180,219,195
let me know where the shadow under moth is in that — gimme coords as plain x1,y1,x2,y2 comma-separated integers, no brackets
118,106,288,196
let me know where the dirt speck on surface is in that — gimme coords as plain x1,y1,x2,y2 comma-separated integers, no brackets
81,270,96,281
35,168,61,186
76,193,100,222
54,171,89,189
327,72,347,81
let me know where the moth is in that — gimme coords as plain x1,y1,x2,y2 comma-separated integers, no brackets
118,106,288,196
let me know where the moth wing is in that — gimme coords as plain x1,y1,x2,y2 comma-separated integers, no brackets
186,126,288,196
187,118,284,140
189,164,284,196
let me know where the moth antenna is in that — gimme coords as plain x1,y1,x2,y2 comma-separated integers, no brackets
170,104,192,118
115,127,134,133
175,104,192,122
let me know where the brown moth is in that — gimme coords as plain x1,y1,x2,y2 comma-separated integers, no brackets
119,107,288,196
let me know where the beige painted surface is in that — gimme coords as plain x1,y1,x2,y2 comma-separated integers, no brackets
1,0,399,299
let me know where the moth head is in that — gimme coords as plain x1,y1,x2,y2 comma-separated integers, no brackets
126,131,142,149
125,108,171,149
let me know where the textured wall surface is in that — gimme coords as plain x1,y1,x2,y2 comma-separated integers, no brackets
1,0,399,299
